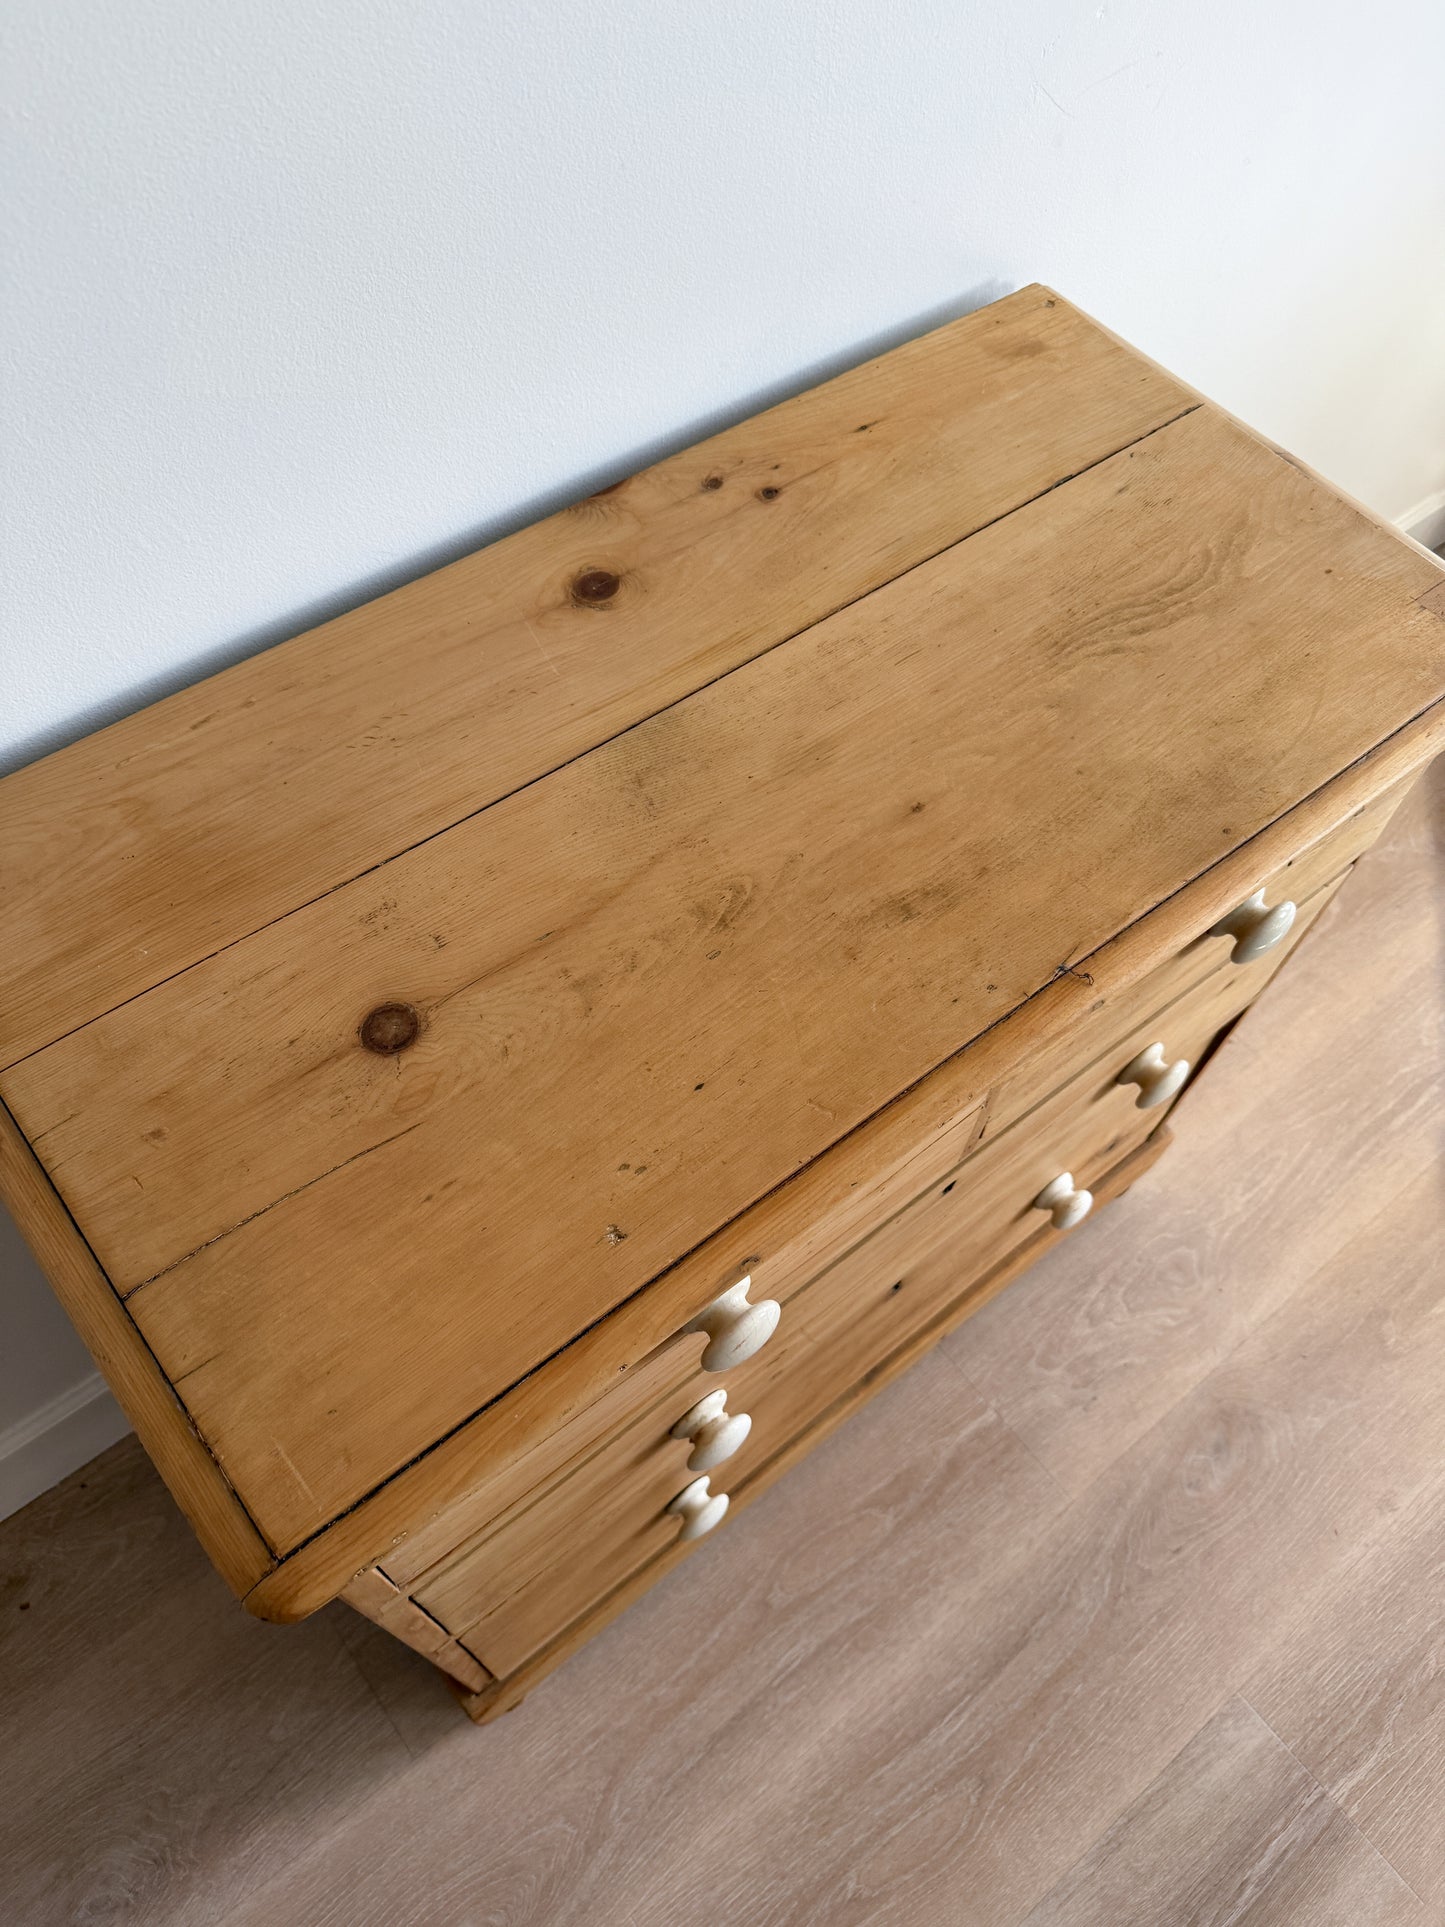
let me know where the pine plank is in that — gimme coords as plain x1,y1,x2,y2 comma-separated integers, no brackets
8,403,1441,1552
0,286,1192,1070
20,413,1441,1302
982,781,1399,1139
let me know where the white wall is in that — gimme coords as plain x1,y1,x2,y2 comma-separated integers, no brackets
3,0,1444,1514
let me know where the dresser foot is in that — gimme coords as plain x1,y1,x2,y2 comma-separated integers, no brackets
454,1673,529,1725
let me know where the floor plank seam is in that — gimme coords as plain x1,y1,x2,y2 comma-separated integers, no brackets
931,1342,1075,1504
326,1615,432,1768
1010,1689,1250,1926
1238,1695,1429,1909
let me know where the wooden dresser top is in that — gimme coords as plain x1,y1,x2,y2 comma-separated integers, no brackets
4,287,1443,1571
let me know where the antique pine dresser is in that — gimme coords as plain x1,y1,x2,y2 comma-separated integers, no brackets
3,287,1444,1723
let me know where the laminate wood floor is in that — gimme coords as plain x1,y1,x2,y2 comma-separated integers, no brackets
2,760,1442,1927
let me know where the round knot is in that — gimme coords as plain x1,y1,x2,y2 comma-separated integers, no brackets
572,568,621,604
360,1002,421,1053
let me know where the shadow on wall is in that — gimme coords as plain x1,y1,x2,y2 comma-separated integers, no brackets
2,278,1011,778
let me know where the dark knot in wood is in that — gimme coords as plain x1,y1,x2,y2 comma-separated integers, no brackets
360,1002,421,1053
572,568,621,604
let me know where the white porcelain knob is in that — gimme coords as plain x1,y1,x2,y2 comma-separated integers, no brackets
686,1278,781,1372
1208,889,1296,964
666,1475,729,1542
1116,1041,1191,1111
1034,1172,1093,1230
670,1390,753,1472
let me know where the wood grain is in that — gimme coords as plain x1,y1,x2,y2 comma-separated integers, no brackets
11,403,1441,1553
1246,1479,1445,1909
237,706,1445,1622
3,759,1442,1925
417,1042,1184,1670
20,410,1438,1301
340,1568,491,1693
1019,1697,1422,1926
983,767,1412,1138
0,1096,274,1593
379,1322,729,1592
986,862,1347,1139
0,287,1193,1070
377,1086,988,1593
420,1406,696,1674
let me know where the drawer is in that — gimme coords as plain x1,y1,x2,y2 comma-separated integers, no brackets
382,1331,717,1590
412,1388,705,1674
987,831,1361,1140
411,952,1257,1674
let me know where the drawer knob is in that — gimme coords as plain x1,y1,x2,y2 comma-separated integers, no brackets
688,1278,781,1372
1208,889,1296,965
1116,1042,1191,1111
671,1390,753,1472
667,1475,729,1542
1034,1172,1093,1230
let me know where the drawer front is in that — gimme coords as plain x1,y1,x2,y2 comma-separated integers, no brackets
411,952,1261,1674
412,1393,704,1672
383,1334,712,1590
988,772,1409,1143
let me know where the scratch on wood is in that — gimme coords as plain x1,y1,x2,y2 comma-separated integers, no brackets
271,1440,320,1505
523,618,566,682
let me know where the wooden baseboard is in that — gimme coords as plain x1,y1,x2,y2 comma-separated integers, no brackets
455,1124,1174,1724
1397,487,1445,556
